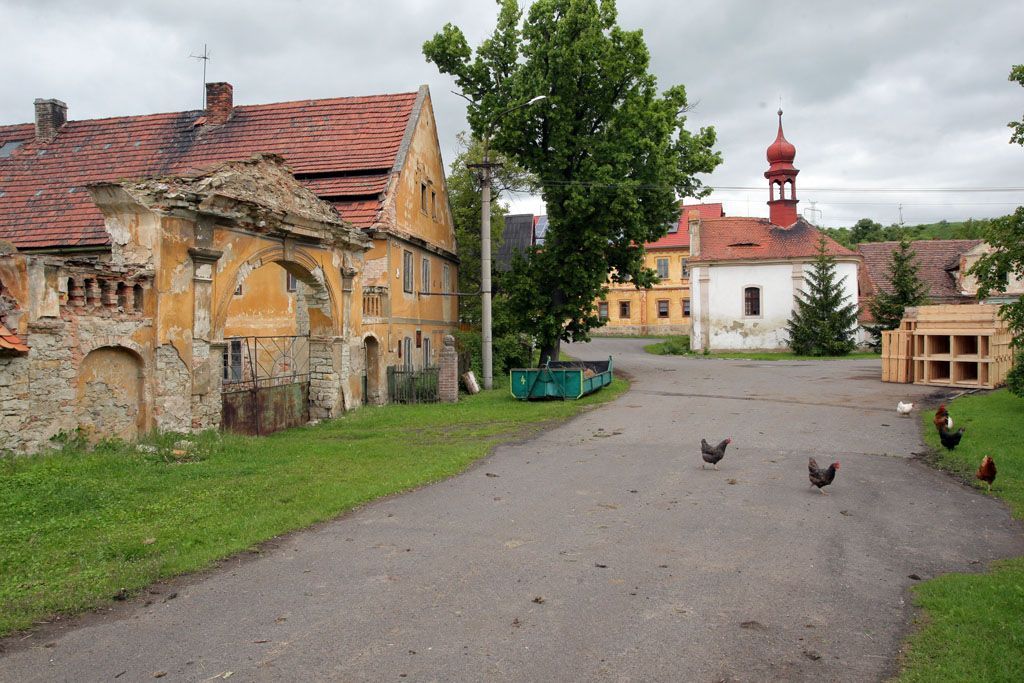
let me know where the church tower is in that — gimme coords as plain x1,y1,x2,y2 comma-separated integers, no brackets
765,109,799,226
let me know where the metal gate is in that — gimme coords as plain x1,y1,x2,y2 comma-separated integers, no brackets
221,335,310,435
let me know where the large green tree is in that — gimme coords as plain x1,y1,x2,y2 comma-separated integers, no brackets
865,239,929,349
786,239,859,356
969,65,1024,396
424,0,721,363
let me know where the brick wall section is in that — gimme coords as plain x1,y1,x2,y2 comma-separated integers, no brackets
439,334,458,403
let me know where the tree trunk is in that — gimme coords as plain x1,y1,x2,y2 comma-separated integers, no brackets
538,339,561,367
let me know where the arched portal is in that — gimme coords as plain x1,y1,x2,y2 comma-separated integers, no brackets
76,346,146,441
217,251,341,435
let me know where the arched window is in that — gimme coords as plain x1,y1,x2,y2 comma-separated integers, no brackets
743,286,762,317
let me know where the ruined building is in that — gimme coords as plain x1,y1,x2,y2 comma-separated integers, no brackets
0,84,458,453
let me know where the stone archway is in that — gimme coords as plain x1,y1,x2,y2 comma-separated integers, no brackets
76,346,146,441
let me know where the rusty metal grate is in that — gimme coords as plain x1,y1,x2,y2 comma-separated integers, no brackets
221,335,310,435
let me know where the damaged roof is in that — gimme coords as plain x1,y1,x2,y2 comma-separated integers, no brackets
0,89,422,249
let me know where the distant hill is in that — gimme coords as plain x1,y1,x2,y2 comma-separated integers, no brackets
820,216,1003,248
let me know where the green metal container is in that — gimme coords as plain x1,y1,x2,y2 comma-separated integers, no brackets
509,357,613,400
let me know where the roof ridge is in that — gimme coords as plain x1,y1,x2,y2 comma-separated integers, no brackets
0,90,421,129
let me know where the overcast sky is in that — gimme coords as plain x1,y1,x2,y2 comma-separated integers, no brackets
2,0,1022,227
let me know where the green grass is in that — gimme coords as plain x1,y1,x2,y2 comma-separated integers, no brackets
642,335,878,360
897,390,1024,682
0,379,627,636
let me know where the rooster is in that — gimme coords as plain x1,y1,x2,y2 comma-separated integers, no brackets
933,404,953,431
897,401,914,416
976,456,997,491
700,438,731,470
808,457,840,494
938,425,965,450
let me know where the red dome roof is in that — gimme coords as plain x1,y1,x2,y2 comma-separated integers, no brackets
766,109,796,165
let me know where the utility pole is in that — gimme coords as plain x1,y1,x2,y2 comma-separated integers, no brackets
467,95,546,390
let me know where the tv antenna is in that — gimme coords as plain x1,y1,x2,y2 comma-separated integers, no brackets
190,44,211,108
898,203,905,227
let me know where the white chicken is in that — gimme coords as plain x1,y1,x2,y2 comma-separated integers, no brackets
896,401,914,416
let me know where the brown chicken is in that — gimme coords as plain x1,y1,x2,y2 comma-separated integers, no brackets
808,457,840,494
976,456,997,491
933,404,953,431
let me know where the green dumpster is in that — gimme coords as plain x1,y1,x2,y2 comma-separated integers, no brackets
510,357,613,400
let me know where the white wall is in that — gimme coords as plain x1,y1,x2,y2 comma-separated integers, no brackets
692,259,860,350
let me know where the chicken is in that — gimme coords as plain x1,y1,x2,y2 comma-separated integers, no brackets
933,404,953,431
897,401,914,416
938,425,965,450
700,438,731,470
976,456,997,491
808,457,840,494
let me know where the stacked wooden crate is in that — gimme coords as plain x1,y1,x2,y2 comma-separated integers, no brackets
906,304,1012,388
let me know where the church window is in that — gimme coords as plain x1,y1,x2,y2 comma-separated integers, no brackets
744,286,762,317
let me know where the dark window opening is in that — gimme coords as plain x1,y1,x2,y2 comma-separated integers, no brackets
598,302,609,321
619,301,631,319
683,298,691,316
657,300,669,318
744,287,761,317
133,284,144,312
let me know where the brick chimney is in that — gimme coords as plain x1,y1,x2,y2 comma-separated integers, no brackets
34,98,67,140
688,210,701,257
205,82,234,124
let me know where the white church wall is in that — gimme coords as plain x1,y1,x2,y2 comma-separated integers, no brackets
696,259,860,351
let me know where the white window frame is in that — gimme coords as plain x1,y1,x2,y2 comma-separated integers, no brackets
656,257,669,279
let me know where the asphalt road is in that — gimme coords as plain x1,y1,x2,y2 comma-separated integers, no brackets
3,338,1023,682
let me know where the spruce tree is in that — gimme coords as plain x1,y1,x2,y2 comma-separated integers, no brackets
865,239,929,349
787,238,859,356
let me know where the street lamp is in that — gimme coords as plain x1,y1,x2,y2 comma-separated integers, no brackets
472,95,546,390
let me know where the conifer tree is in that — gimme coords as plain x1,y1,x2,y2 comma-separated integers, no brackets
787,238,858,356
865,239,928,348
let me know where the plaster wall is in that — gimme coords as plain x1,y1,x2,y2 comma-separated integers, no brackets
597,247,692,336
693,260,859,350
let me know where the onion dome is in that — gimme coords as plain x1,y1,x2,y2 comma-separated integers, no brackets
766,109,796,167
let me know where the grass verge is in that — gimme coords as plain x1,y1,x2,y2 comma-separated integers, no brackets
897,390,1024,682
0,378,627,637
643,335,878,360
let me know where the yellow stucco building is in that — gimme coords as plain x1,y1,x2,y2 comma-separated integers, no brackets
595,204,722,336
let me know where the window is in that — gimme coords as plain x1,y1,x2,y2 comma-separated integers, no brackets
416,329,422,348
431,190,437,220
423,336,432,366
234,283,242,296
744,286,761,317
133,284,144,311
680,259,689,278
403,250,414,293
619,301,631,319
420,182,428,213
657,299,669,318
421,257,430,293
223,339,243,382
598,302,609,321
656,258,669,279
403,337,413,368
442,264,451,293
286,271,297,292
666,221,679,234
683,298,691,317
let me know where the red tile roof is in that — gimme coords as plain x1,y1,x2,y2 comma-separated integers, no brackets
0,323,29,353
695,217,857,262
0,91,419,249
857,239,982,302
646,202,724,250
